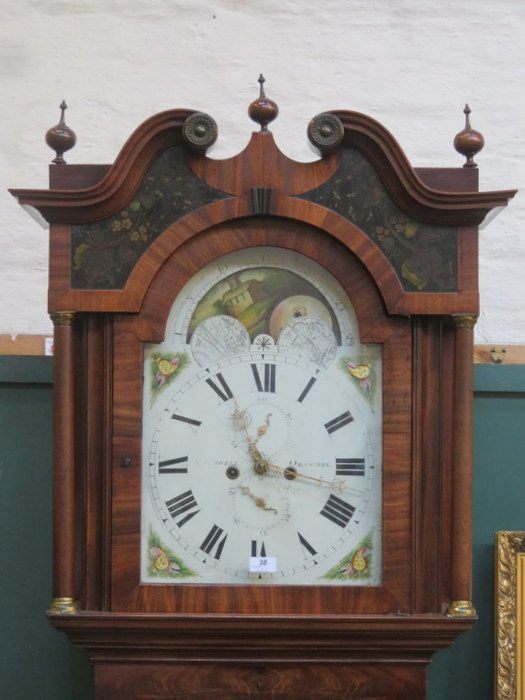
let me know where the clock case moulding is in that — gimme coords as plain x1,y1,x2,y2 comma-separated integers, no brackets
10,91,516,700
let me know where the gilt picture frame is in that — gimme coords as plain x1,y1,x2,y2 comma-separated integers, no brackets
495,531,525,700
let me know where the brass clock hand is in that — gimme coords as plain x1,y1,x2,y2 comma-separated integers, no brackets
230,400,361,493
269,463,346,493
267,463,366,496
231,398,272,444
254,412,272,440
231,399,272,474
231,401,252,433
239,485,278,514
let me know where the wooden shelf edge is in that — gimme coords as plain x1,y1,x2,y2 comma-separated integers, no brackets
48,611,475,659
0,334,52,356
473,344,525,365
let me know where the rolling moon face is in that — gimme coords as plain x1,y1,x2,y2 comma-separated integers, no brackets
269,295,332,338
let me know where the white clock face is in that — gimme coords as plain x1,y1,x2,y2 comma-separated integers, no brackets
141,247,382,585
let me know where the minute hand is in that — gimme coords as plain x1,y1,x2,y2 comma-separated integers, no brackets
268,463,363,496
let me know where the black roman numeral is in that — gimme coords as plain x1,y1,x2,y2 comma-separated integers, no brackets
251,363,276,392
200,524,228,560
165,489,200,527
297,532,317,557
251,540,267,557
335,457,365,476
320,494,355,528
324,410,353,434
205,372,233,402
171,413,202,428
159,456,188,474
297,376,317,403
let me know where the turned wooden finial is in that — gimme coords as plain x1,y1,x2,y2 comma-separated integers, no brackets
453,104,485,168
45,100,77,164
248,74,279,132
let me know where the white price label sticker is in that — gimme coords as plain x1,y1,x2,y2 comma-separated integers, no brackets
249,556,277,573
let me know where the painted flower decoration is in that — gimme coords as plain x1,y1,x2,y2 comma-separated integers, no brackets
155,356,181,388
346,362,372,394
149,546,182,575
337,547,370,577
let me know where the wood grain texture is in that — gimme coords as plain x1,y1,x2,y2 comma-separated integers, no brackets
450,317,476,604
28,103,505,698
94,660,427,700
50,315,76,601
10,109,196,223
43,197,483,316
10,106,514,323
188,131,340,197
0,335,51,355
49,611,474,656
76,315,114,611
10,109,515,227
330,109,516,226
474,345,525,364
109,225,413,615
411,318,454,613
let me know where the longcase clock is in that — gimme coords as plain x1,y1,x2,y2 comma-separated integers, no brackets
11,82,516,699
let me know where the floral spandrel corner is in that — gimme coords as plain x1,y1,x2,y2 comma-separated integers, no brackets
147,528,198,580
322,531,374,582
339,356,377,405
149,351,189,404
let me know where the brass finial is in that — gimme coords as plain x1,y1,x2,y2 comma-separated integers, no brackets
45,100,77,164
248,74,278,132
453,104,485,168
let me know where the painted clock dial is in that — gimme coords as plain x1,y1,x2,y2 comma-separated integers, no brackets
141,247,382,585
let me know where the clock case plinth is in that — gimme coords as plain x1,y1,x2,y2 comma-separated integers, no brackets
10,103,515,699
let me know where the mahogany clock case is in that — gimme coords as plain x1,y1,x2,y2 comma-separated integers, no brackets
9,96,516,699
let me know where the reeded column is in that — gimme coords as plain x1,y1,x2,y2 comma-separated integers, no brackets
447,314,477,617
47,312,79,614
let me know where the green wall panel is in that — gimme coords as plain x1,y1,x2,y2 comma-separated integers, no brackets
0,357,92,700
428,364,525,699
1,358,524,698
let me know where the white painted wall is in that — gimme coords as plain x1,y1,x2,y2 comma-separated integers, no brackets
1,0,523,341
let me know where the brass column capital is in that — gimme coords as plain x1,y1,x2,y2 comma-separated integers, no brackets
50,311,75,326
452,314,478,330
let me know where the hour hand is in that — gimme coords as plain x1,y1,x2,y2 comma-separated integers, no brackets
254,412,272,439
231,400,272,471
239,485,277,514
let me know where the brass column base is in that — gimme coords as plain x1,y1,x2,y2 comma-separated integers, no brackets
446,600,477,617
47,597,80,615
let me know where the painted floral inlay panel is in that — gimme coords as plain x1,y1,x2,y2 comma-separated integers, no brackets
71,146,230,289
299,148,458,292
